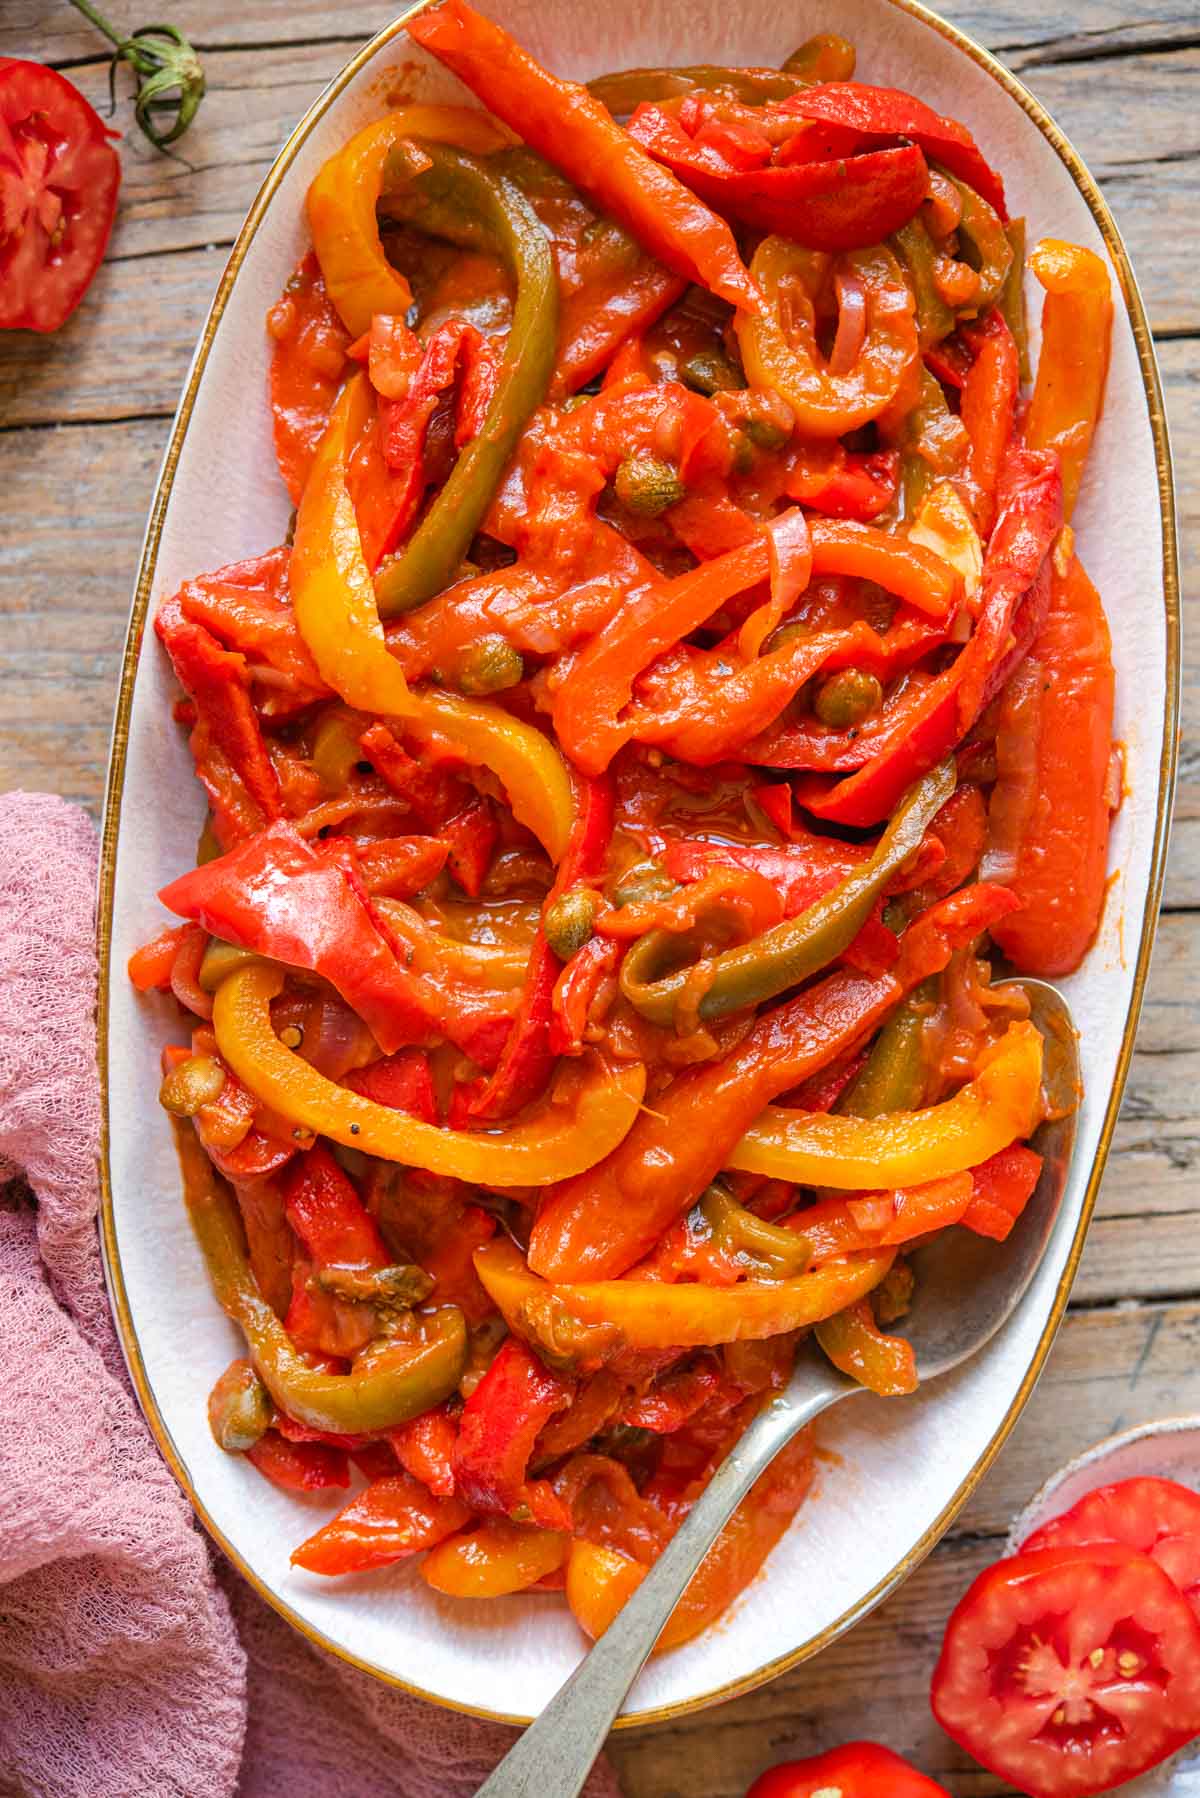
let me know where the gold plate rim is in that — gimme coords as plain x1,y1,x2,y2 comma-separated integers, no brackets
96,0,1182,1733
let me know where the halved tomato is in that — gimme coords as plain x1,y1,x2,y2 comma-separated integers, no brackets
746,1741,951,1797
1023,1476,1200,1623
931,1542,1200,1797
0,58,120,333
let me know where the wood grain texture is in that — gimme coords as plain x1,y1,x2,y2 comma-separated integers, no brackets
0,2,1195,1792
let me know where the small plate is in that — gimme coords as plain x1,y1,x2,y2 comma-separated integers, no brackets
1010,1419,1200,1796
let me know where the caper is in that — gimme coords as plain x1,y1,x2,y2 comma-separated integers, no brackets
614,452,686,518
207,1358,272,1453
813,668,884,729
543,885,600,959
680,347,742,396
452,634,525,696
739,407,793,452
159,1053,226,1117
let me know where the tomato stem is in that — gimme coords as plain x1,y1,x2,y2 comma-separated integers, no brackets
64,0,206,152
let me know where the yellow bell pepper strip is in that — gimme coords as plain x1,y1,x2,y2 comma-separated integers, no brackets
422,1519,569,1597
405,0,762,314
174,1119,468,1434
736,237,919,438
290,377,575,863
728,1018,1044,1187
373,143,558,617
530,883,1019,1281
305,104,510,338
212,962,645,1184
1024,238,1113,520
375,897,529,989
814,1299,917,1396
291,372,417,718
618,760,954,1027
475,1237,895,1350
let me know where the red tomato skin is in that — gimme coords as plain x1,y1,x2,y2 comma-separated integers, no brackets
1022,1475,1200,1623
931,1543,1200,1798
0,58,120,333
746,1742,951,1798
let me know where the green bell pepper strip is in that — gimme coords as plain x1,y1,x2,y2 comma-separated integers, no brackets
174,1119,468,1433
838,978,934,1117
943,170,1012,315
618,760,955,1026
999,216,1031,382
374,143,557,619
586,64,805,113
699,1183,812,1277
891,215,956,351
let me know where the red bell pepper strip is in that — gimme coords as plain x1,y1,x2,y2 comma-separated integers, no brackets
662,836,865,919
159,820,436,1055
406,0,762,314
984,553,1116,976
291,1472,473,1574
782,82,1007,220
265,250,352,505
247,1429,350,1493
454,1337,574,1529
552,262,687,398
470,772,615,1120
551,935,621,1055
175,546,330,719
530,883,1018,1280
960,1144,1043,1240
346,1048,438,1121
360,722,498,898
786,444,900,521
388,1404,459,1498
156,597,284,844
959,309,1019,537
798,446,1062,828
628,102,929,251
352,836,450,899
280,1144,389,1268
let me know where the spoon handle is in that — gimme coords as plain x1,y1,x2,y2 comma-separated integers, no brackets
477,1359,851,1798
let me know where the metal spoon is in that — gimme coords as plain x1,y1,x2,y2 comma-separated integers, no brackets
478,978,1080,1798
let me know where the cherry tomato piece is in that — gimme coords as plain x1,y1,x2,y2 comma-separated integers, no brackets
746,1741,951,1797
1023,1476,1200,1625
931,1543,1200,1797
0,58,120,333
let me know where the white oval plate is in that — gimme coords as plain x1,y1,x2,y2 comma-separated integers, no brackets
98,0,1179,1727
1010,1420,1200,1795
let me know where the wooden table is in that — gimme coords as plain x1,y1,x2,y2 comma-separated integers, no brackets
1,3,1195,1790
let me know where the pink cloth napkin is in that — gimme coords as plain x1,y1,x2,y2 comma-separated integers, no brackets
0,790,620,1798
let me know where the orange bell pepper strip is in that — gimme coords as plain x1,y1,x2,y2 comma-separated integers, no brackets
566,1427,815,1650
1024,239,1113,520
815,1299,918,1396
985,552,1116,976
406,0,762,314
211,961,645,1184
476,1237,895,1351
727,1019,1044,1188
291,1472,474,1575
128,922,191,992
423,1519,570,1597
958,308,1019,538
290,376,575,862
306,104,511,337
529,882,1018,1282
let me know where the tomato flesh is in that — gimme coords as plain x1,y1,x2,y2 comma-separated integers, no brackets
746,1740,951,1797
1023,1476,1200,1625
0,58,120,333
931,1543,1200,1797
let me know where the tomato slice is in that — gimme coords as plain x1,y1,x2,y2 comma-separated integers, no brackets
1023,1476,1200,1624
0,58,120,333
746,1741,951,1797
931,1543,1200,1797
